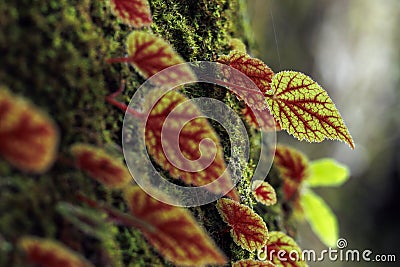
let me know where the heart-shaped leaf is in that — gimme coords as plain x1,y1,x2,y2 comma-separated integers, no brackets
216,198,268,252
252,181,277,206
266,71,354,149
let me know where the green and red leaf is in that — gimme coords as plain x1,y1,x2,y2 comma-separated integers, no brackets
19,236,93,267
124,186,227,266
218,50,274,96
144,90,238,200
233,259,276,267
266,231,307,267
110,0,152,27
0,87,58,173
242,105,281,132
252,181,277,206
70,144,132,189
216,198,269,252
218,51,274,110
108,31,195,86
274,145,309,201
266,71,354,149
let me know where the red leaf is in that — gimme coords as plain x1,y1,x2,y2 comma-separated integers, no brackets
216,198,268,252
70,144,132,189
264,231,307,267
218,50,274,110
233,259,276,267
274,145,309,201
108,31,196,86
19,236,93,267
218,51,274,95
253,181,277,206
144,90,238,200
242,105,281,132
266,71,354,149
124,186,227,266
0,87,58,173
110,0,152,27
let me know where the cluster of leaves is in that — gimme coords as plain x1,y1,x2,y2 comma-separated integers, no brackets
273,145,350,247
102,0,354,264
0,0,354,266
218,50,354,149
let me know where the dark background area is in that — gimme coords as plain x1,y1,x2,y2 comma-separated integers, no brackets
247,0,400,266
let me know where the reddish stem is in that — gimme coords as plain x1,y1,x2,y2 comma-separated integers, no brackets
105,80,146,119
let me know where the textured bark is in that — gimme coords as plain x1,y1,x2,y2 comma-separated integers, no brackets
0,1,293,266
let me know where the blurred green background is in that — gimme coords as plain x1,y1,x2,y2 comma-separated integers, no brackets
246,0,400,266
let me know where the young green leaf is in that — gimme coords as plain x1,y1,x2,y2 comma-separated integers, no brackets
124,186,227,266
0,86,59,173
252,181,277,206
216,198,269,252
300,189,338,247
307,158,349,187
19,236,94,267
110,0,152,28
266,231,307,267
266,71,354,149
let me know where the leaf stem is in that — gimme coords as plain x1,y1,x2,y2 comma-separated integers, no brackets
105,80,146,119
76,194,156,233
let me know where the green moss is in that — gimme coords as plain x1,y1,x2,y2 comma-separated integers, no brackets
0,0,279,265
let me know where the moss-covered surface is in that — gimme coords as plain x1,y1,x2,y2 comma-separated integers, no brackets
0,0,294,266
